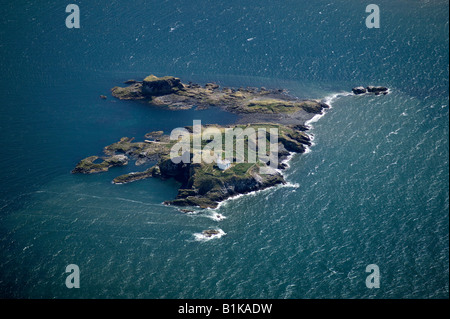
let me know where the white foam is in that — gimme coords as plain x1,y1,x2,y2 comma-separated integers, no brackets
193,228,226,241
304,112,325,126
280,182,300,188
195,209,227,221
215,192,248,209
275,151,296,175
305,91,352,127
280,151,296,168
209,91,352,209
324,91,352,105
215,179,300,209
208,212,226,221
303,145,312,154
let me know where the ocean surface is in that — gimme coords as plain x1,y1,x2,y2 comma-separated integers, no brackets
0,0,448,298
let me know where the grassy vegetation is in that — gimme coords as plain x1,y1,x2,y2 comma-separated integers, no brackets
72,155,128,174
104,137,144,155
245,99,303,113
73,122,305,208
110,85,144,100
74,123,305,196
143,75,177,82
186,124,282,166
72,156,109,173
113,167,155,184
112,74,328,119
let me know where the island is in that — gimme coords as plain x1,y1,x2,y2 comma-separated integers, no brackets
73,123,311,208
111,74,329,125
73,74,387,209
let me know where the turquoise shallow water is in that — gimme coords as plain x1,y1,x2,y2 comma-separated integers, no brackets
0,0,448,298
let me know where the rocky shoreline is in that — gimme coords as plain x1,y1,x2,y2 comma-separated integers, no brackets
73,123,312,208
74,74,387,209
111,74,329,125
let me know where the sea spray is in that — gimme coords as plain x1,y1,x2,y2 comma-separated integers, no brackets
212,92,353,210
305,91,353,127
186,209,227,222
193,228,226,241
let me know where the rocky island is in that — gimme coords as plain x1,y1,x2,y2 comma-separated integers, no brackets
73,122,311,208
73,74,387,209
352,85,389,95
111,74,330,125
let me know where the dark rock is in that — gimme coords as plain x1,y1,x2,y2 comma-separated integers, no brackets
367,86,388,94
205,83,219,90
142,75,183,96
202,229,220,237
179,209,194,213
299,100,328,114
278,135,306,153
277,143,291,158
319,101,330,109
352,86,367,95
177,189,198,198
290,124,310,131
286,131,311,146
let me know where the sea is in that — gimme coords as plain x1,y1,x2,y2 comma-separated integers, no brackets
0,0,448,298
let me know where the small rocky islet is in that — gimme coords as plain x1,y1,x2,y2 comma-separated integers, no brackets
74,74,388,209
110,74,329,115
202,229,221,238
352,85,389,95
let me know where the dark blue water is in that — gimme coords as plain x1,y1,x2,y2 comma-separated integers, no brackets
0,0,448,298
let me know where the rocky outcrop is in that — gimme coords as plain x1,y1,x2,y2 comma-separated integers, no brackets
111,74,330,116
113,167,156,184
202,229,221,237
353,86,389,95
76,75,391,210
164,164,285,208
72,154,128,174
73,123,312,209
352,86,367,95
110,83,144,100
298,100,329,114
367,86,388,95
141,75,184,96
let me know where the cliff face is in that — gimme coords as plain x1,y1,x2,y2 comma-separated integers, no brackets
161,161,285,209
141,75,184,96
167,172,285,209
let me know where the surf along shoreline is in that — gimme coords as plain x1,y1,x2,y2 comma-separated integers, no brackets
73,74,388,211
